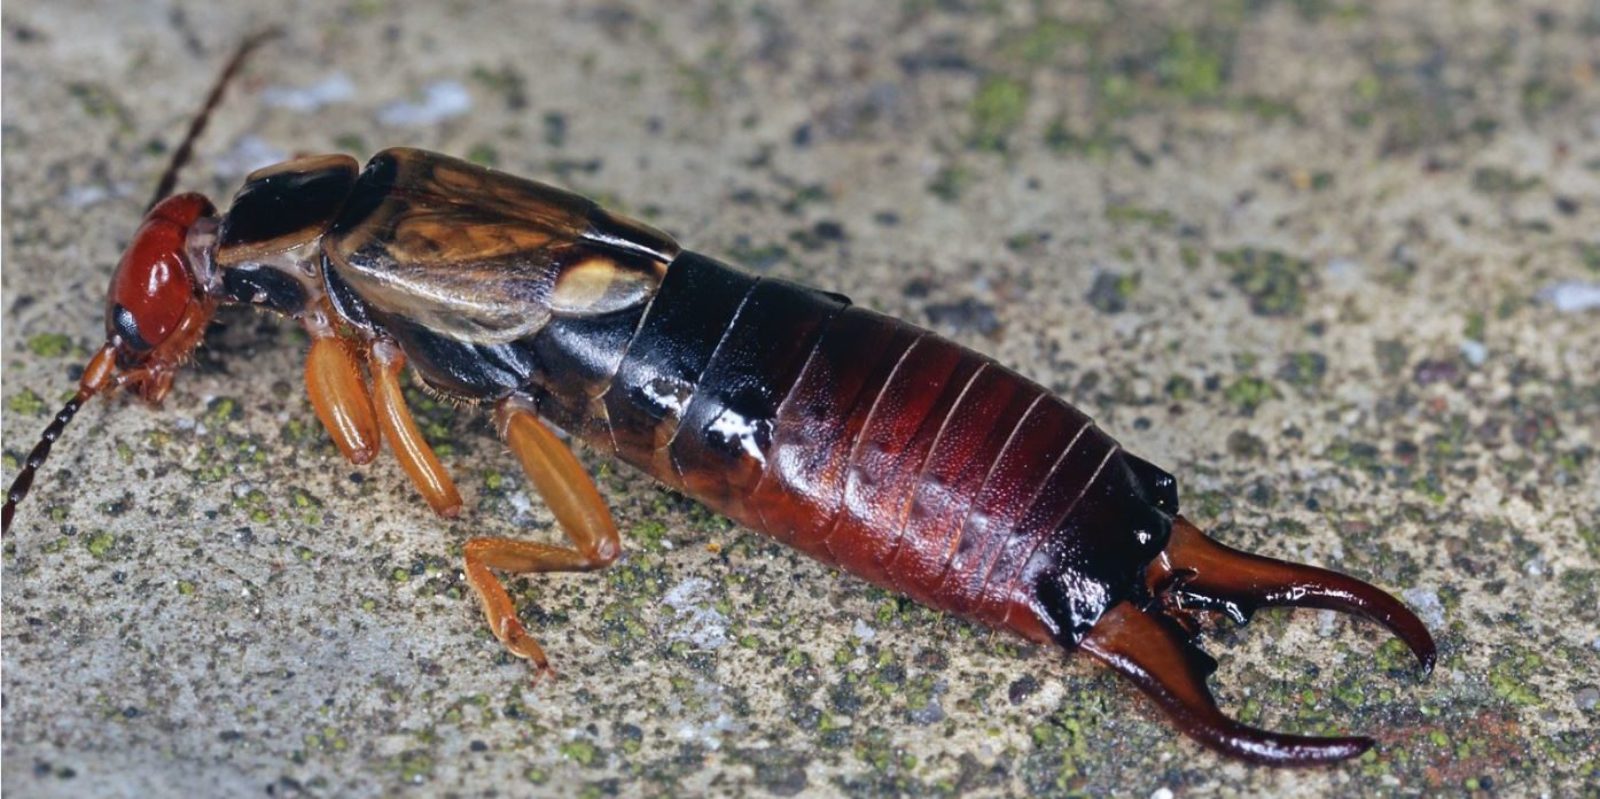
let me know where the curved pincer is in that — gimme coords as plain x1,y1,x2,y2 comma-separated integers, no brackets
1149,516,1436,673
1077,515,1436,765
1081,602,1376,765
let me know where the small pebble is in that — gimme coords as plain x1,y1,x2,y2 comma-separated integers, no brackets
1007,675,1039,705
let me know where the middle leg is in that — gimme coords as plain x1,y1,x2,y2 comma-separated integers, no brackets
369,340,463,517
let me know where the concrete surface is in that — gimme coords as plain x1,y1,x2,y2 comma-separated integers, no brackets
3,1,1597,796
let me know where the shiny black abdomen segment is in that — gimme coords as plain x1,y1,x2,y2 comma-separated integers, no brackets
667,274,849,510
534,308,651,392
218,156,359,255
377,311,539,401
1123,452,1179,514
1032,451,1176,647
524,305,649,442
603,251,759,471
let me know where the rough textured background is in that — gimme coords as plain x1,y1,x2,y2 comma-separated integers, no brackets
3,1,1597,796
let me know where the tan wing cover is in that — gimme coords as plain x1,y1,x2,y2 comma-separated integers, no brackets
324,148,679,344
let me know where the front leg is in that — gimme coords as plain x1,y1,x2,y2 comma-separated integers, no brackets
464,396,620,677
304,335,379,465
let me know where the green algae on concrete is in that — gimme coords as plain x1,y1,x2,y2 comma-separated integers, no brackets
968,76,1029,152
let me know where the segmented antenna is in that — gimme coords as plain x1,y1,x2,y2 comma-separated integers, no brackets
146,27,283,210
4,395,89,534
2,346,116,535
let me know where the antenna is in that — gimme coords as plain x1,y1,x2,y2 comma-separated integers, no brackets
2,346,116,534
146,27,282,210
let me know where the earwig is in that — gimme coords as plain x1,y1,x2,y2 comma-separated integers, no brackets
3,36,1436,767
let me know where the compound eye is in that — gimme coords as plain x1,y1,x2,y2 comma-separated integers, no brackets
108,303,153,352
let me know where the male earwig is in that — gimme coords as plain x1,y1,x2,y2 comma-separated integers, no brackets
3,37,1436,766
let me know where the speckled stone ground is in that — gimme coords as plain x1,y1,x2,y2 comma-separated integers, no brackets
3,2,1597,797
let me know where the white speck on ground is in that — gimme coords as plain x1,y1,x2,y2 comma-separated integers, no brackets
1536,281,1600,313
1401,587,1446,629
663,577,729,650
507,490,533,515
260,72,356,112
1317,609,1340,637
1324,257,1364,288
63,184,112,208
851,618,876,641
1460,339,1487,365
670,677,744,751
212,135,290,177
377,81,472,126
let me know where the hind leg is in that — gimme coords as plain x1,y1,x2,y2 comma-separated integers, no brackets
464,397,619,676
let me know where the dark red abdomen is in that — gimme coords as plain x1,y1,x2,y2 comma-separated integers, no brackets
528,252,1177,646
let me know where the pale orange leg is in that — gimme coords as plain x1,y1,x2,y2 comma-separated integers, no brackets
304,336,379,465
465,398,620,677
370,342,463,517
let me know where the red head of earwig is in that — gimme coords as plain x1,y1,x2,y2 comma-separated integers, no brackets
104,192,220,403
2,193,220,535
2,31,278,537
